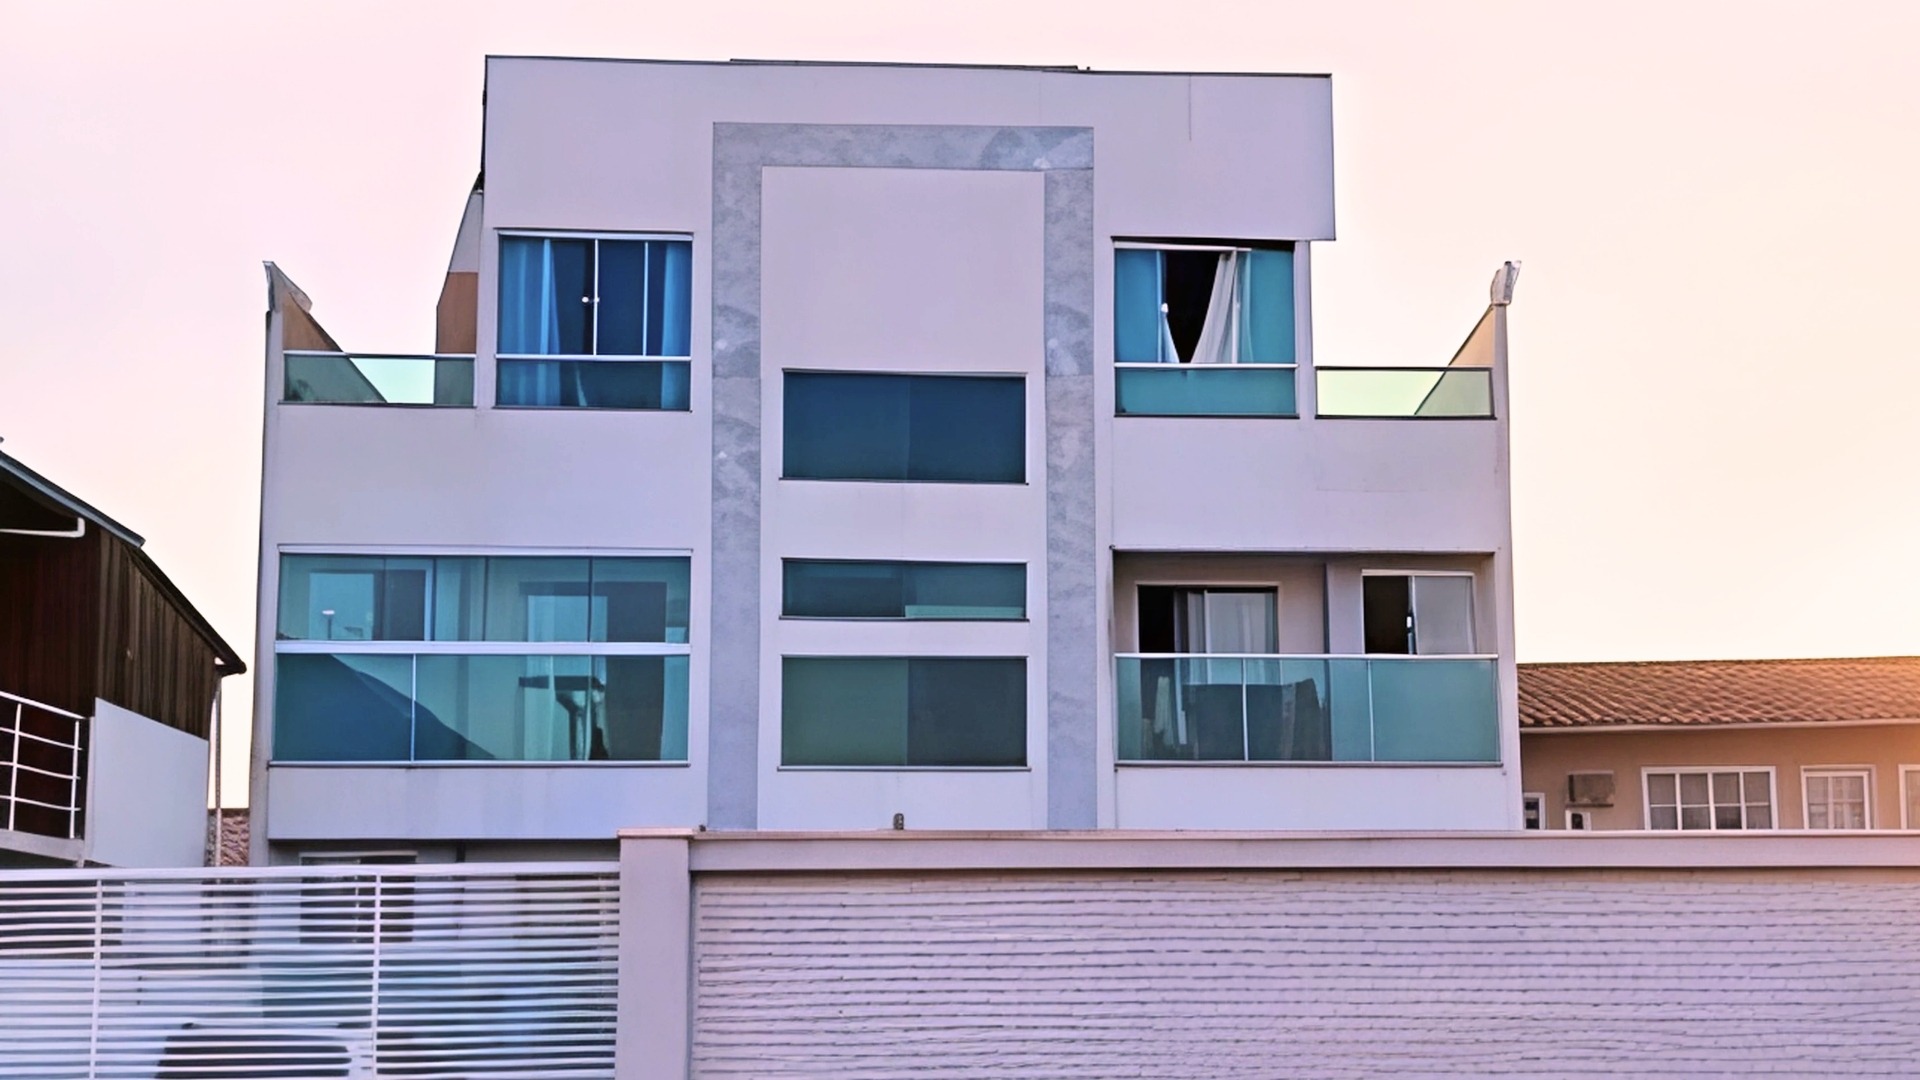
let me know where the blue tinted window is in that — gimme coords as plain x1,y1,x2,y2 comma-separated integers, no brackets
781,657,1026,766
784,373,1024,483
783,561,1025,619
497,359,690,410
498,235,691,410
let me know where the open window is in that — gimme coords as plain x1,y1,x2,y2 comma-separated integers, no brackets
1137,587,1277,654
1114,242,1297,417
1362,572,1476,655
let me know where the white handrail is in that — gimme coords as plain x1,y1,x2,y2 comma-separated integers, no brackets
0,688,86,720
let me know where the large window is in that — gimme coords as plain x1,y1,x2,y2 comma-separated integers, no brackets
781,658,1025,767
274,555,690,763
1114,241,1296,417
783,561,1025,620
1803,768,1871,829
783,372,1024,483
497,234,692,410
1645,768,1774,830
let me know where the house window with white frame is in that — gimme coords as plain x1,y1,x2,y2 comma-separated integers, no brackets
496,233,692,410
1803,767,1871,830
1645,768,1774,830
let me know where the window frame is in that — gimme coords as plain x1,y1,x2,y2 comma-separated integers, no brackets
1902,765,1920,830
1110,238,1298,369
780,559,1029,622
495,230,694,411
1641,766,1777,831
1801,766,1874,830
1358,569,1479,657
1522,792,1545,830
778,655,1030,770
780,369,1029,484
272,548,694,766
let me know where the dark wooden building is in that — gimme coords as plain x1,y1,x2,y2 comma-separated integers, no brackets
1,449,245,865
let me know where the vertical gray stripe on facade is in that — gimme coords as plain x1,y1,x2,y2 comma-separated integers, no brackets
709,123,1097,830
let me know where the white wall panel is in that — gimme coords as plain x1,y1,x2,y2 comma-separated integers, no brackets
694,870,1920,1078
85,701,207,868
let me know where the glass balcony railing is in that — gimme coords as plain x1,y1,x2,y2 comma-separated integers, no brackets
1115,364,1297,417
272,651,689,763
283,351,475,406
1115,654,1499,764
1315,367,1493,418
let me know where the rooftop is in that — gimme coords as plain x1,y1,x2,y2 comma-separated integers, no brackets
1519,656,1920,730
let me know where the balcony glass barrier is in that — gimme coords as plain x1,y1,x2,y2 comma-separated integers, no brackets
273,652,689,763
1115,365,1297,418
284,352,475,406
496,358,690,410
1115,654,1498,764
1315,367,1493,418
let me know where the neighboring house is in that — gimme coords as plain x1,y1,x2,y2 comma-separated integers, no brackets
0,449,246,866
1520,656,1920,831
252,56,1520,864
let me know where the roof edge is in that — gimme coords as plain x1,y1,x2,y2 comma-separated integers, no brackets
483,54,1333,80
0,448,144,547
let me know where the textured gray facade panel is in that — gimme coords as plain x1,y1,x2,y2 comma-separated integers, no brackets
708,123,1097,830
695,871,1920,1077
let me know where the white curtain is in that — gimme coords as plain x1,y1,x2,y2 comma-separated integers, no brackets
1189,251,1242,364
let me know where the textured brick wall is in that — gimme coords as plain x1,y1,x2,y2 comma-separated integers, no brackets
694,869,1920,1078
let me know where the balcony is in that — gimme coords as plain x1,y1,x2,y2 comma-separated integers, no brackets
1115,654,1500,764
283,351,475,406
1,689,84,841
1315,366,1494,418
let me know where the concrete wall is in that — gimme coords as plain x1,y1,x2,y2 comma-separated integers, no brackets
85,700,207,867
1523,723,1920,830
619,831,1920,1080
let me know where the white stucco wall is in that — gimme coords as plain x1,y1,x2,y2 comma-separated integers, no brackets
86,700,207,867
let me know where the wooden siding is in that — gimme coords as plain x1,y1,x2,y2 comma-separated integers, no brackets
94,533,222,739
0,532,100,716
694,870,1920,1077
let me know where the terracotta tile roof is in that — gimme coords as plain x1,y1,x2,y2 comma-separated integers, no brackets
1519,657,1920,729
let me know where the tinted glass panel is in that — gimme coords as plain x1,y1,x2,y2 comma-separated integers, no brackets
783,561,1025,620
274,654,414,761
782,658,1026,766
496,359,689,409
1362,575,1412,655
784,373,1023,483
498,236,592,355
595,239,693,357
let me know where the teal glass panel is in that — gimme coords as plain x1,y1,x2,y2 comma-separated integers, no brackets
1115,657,1147,761
284,354,474,406
782,657,1026,766
1114,249,1164,363
783,561,1024,620
782,658,909,766
1366,658,1500,762
496,359,690,410
1316,368,1493,418
412,654,688,762
1115,366,1296,417
783,373,1024,483
1244,657,1331,762
273,654,414,762
1238,248,1295,364
277,556,432,642
1325,659,1376,762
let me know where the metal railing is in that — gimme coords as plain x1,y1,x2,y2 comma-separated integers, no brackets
283,351,476,406
1115,654,1500,764
1,690,85,840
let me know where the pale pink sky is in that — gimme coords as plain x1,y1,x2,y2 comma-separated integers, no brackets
2,1,1917,799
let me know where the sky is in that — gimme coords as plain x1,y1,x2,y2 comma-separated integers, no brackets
3,0,1918,802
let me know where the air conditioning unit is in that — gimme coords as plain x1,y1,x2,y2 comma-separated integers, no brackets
1567,771,1616,807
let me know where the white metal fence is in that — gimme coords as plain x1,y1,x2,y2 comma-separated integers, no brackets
1,690,84,840
0,863,620,1079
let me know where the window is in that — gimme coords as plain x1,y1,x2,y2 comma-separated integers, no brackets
1362,572,1476,655
1904,767,1920,829
1113,241,1295,417
1645,768,1774,830
781,657,1025,767
1803,768,1871,829
1136,586,1277,654
496,234,691,410
274,555,691,763
1522,793,1544,830
783,561,1025,620
783,372,1024,483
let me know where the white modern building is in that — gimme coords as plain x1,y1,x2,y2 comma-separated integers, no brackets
251,56,1519,864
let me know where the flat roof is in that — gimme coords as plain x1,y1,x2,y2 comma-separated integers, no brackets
485,54,1331,80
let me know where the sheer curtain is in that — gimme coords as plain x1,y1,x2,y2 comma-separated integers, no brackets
497,237,564,404
1190,252,1242,365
